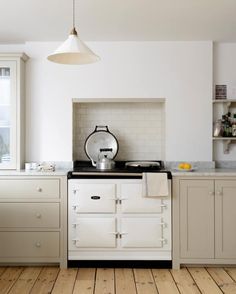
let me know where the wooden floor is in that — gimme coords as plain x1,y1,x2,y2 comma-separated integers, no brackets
0,267,236,294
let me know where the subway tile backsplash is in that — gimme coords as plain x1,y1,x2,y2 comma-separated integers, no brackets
73,102,165,161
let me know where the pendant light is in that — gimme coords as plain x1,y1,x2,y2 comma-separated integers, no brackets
47,0,100,65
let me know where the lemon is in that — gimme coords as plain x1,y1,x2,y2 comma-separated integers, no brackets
178,163,185,169
178,162,192,170
183,163,192,170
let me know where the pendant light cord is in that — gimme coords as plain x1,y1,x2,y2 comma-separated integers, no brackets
73,0,75,28
71,0,77,35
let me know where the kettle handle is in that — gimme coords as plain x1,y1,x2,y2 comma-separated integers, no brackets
90,157,97,167
100,148,113,152
94,125,109,132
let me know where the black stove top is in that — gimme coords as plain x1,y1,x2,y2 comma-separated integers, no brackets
68,161,172,179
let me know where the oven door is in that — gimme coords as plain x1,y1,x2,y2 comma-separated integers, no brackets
69,181,116,213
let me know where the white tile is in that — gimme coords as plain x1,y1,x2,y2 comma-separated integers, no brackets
73,102,165,160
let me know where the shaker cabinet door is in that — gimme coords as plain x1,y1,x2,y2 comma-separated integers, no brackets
0,61,17,169
215,180,236,258
179,180,214,259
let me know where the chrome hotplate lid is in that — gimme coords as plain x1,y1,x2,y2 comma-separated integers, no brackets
125,161,162,168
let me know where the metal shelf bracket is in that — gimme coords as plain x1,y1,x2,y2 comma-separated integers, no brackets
223,139,231,154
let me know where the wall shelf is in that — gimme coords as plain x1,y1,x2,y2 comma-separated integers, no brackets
213,100,236,155
212,137,236,140
212,137,236,154
212,99,236,103
213,100,236,113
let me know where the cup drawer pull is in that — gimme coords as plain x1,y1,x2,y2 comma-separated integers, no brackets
91,196,101,200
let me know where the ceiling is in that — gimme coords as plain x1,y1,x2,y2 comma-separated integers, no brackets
1,0,236,43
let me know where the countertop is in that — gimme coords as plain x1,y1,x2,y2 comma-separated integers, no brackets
0,169,69,176
171,168,236,177
1,168,236,177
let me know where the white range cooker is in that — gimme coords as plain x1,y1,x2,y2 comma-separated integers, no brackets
67,160,172,267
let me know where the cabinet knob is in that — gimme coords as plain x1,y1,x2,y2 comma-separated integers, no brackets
36,187,42,192
217,191,222,195
209,191,214,195
35,242,41,248
35,212,42,219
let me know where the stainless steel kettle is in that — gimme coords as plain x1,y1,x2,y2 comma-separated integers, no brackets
96,151,115,170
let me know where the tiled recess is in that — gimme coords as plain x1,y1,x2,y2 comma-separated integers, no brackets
73,102,165,161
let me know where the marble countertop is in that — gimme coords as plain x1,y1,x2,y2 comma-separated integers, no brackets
1,167,236,177
171,168,236,177
0,169,69,176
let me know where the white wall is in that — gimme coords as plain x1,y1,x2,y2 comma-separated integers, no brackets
0,41,213,162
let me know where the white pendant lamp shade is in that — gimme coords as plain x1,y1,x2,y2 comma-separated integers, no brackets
48,28,100,65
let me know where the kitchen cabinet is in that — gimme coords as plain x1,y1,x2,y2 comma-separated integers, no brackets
0,175,67,268
0,53,28,169
215,180,236,258
68,179,171,261
173,177,236,268
179,180,214,259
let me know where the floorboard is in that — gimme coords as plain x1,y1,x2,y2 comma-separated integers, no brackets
0,267,23,294
51,268,77,294
94,268,115,294
171,267,201,294
30,267,59,294
0,266,235,294
73,268,96,294
224,268,236,282
133,268,158,294
188,268,222,294
0,268,7,277
115,268,137,294
8,267,42,294
152,269,180,294
207,268,236,294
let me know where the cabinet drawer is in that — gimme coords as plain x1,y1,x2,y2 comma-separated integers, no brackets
0,232,60,258
0,179,60,198
71,183,116,213
0,203,60,228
